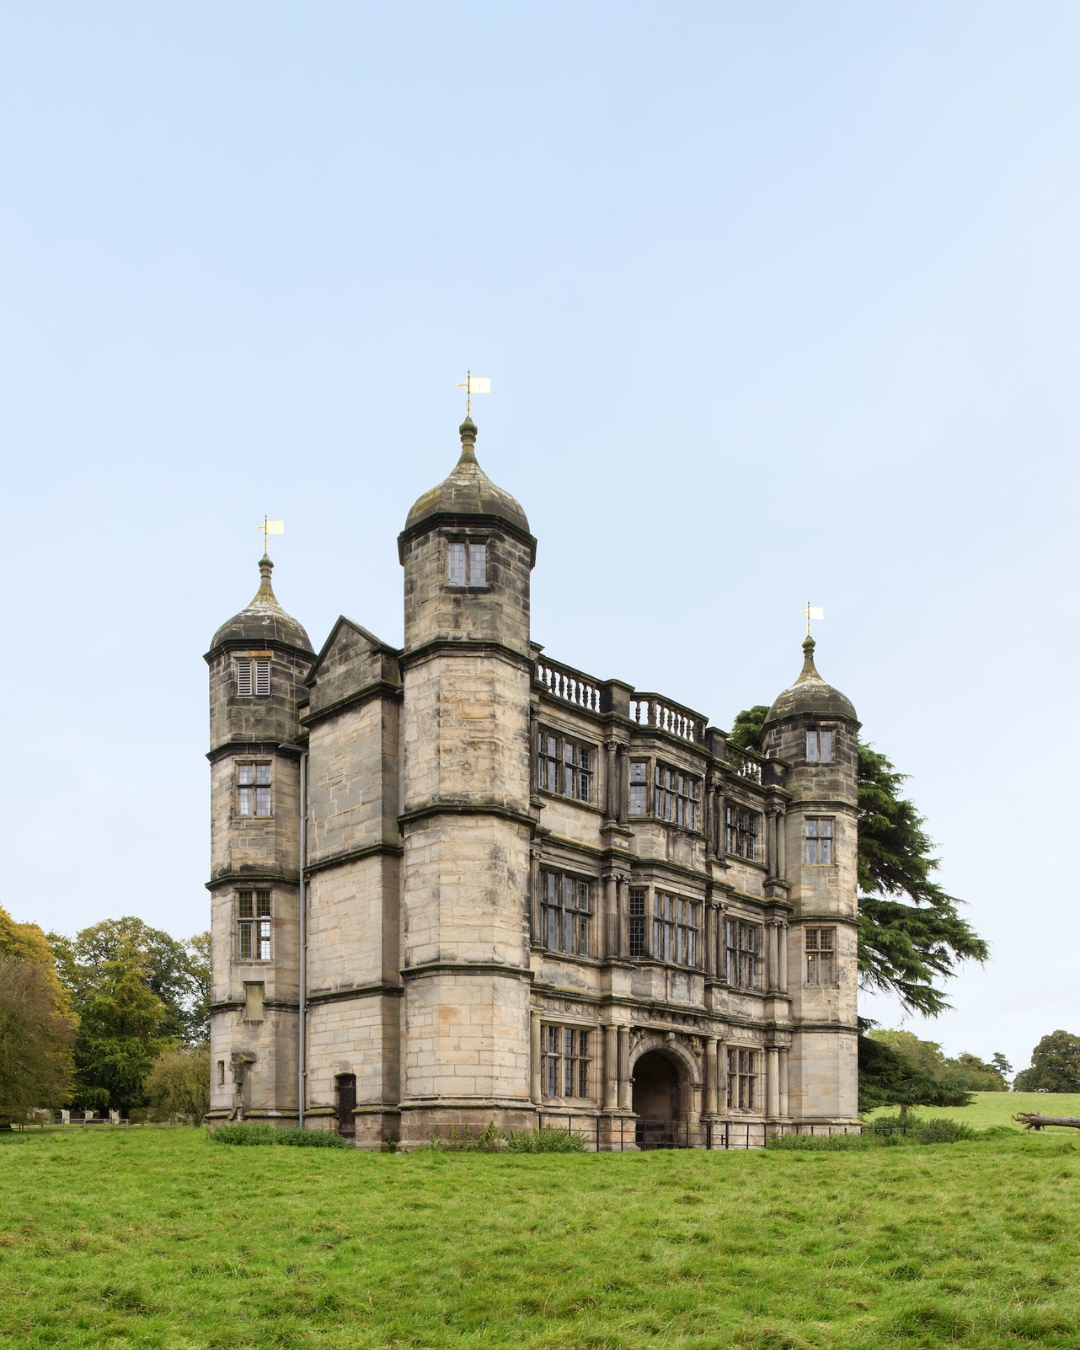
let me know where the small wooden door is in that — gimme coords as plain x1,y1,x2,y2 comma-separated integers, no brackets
335,1074,356,1137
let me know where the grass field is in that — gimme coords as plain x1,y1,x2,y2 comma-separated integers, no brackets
865,1090,1080,1131
2,1126,1080,1350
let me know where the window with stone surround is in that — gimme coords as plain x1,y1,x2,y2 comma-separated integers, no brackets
447,540,487,586
725,919,760,989
725,805,759,859
805,729,834,763
543,1025,592,1098
653,892,699,966
727,1048,757,1109
235,657,270,697
654,764,699,829
237,763,272,817
805,818,833,864
540,870,592,956
536,731,593,803
629,888,646,957
628,761,648,815
805,927,836,985
238,890,271,960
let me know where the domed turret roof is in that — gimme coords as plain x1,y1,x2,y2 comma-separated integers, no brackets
210,555,313,653
404,419,530,536
764,636,857,724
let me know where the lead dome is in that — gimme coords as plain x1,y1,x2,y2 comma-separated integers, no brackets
764,635,857,724
404,418,529,536
210,554,313,653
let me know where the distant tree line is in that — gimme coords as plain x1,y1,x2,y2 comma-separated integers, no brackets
0,905,210,1128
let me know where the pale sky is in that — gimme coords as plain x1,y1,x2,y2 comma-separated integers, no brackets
2,2,1077,1078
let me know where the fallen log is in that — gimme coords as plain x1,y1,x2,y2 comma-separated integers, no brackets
1014,1113,1080,1131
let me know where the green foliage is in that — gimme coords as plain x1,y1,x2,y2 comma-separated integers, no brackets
5,1129,1080,1350
727,710,989,1017
858,1030,973,1115
856,743,988,1016
728,705,769,750
143,1045,210,1121
0,955,76,1126
869,1030,1006,1093
49,918,209,1046
1014,1030,1080,1093
210,1123,352,1148
992,1051,1013,1080
67,938,173,1114
209,1122,278,1145
504,1125,588,1153
869,1114,977,1143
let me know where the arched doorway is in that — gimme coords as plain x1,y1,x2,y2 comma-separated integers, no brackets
632,1051,681,1149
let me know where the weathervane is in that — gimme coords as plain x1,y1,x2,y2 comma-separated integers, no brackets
801,602,824,635
258,516,284,553
455,371,491,416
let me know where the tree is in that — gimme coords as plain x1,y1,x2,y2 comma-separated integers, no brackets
63,937,173,1113
858,1027,973,1116
143,1044,211,1122
183,931,211,1044
948,1051,1007,1092
0,955,76,1128
1013,1031,1080,1093
50,917,208,1045
728,709,988,1016
991,1052,1013,1083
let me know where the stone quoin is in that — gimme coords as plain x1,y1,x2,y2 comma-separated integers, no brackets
204,418,860,1148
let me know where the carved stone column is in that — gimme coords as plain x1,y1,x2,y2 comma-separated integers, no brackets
529,705,539,796
616,876,629,958
616,744,628,825
766,809,777,876
768,921,780,993
530,1013,542,1104
602,873,617,959
767,1046,780,1118
704,901,717,977
529,845,542,945
779,1047,789,1117
604,1025,618,1111
778,922,789,993
717,1038,728,1112
777,806,787,878
604,740,617,821
704,1037,719,1115
617,1026,631,1110
705,775,718,858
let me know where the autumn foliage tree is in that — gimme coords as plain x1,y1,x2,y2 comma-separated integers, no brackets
0,907,76,1127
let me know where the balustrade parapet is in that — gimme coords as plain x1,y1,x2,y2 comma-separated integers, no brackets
534,657,603,713
628,694,707,745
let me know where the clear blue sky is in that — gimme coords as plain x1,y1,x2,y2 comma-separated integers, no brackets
2,2,1077,1077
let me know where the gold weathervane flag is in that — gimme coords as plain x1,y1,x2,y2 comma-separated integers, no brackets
801,603,824,635
456,372,491,414
258,517,284,552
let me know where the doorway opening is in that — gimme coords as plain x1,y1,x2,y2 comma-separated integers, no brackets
632,1050,683,1149
335,1073,356,1138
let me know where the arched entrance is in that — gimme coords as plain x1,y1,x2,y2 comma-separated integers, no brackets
632,1050,682,1149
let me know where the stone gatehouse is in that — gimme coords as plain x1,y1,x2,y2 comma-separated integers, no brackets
204,418,860,1147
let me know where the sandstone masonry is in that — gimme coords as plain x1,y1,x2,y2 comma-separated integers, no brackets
205,418,861,1148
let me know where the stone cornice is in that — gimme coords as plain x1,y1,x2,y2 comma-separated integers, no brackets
204,637,315,667
301,680,403,730
401,960,533,982
205,870,299,891
399,802,536,832
397,512,537,566
305,841,404,877
305,982,404,1006
400,638,534,674
206,740,296,765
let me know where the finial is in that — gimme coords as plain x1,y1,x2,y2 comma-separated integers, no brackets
796,635,821,684
256,553,277,601
455,372,491,417
457,417,478,465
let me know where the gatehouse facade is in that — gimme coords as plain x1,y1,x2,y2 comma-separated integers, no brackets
204,418,861,1147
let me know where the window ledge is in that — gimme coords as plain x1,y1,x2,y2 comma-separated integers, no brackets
443,585,493,594
724,851,767,871
537,788,603,815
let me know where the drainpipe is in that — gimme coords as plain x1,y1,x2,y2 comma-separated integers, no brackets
279,743,308,1128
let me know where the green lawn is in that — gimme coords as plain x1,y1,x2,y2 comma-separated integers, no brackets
865,1091,1080,1131
2,1128,1080,1349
